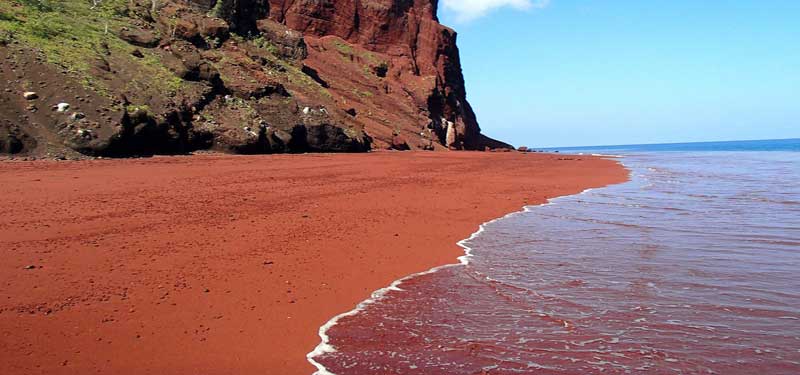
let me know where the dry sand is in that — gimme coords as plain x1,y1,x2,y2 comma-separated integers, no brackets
0,152,627,374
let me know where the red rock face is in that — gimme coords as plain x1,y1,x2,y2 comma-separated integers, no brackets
1,0,505,158
265,0,508,149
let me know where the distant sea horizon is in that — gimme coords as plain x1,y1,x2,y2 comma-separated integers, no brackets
543,137,800,153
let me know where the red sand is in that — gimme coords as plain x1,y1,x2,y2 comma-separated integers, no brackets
0,152,627,374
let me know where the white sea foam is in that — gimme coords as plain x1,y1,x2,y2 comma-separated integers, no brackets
306,186,610,375
590,153,625,158
572,152,624,158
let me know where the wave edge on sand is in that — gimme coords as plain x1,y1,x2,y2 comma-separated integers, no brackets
305,186,608,374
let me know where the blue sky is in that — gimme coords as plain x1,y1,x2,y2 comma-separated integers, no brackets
438,1,800,147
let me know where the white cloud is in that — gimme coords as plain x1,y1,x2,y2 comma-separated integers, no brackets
441,0,550,22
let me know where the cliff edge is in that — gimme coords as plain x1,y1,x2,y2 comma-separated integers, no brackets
0,0,510,158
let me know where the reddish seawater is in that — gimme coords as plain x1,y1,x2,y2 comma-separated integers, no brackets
311,151,800,374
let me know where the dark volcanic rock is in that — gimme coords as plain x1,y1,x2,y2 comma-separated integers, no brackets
226,78,289,100
166,41,221,83
301,65,329,88
119,28,160,48
257,19,307,60
0,125,36,154
390,133,411,151
289,124,370,153
212,0,271,35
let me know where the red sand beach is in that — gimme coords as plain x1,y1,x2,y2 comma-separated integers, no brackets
0,152,626,375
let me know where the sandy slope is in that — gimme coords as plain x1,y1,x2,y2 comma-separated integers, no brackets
0,152,627,374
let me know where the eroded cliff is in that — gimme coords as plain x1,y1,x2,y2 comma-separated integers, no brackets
0,0,509,158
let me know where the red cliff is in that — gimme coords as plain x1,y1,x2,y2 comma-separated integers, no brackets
0,0,509,158
265,0,509,150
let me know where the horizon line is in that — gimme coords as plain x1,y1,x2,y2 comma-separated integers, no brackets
541,137,800,150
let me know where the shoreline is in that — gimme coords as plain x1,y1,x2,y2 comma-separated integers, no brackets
306,184,621,374
0,152,627,375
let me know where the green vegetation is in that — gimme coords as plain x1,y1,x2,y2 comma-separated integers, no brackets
125,104,151,113
17,0,57,12
333,38,387,68
361,50,380,65
209,0,225,19
343,126,358,139
361,60,388,79
251,35,279,55
332,37,388,79
199,112,215,123
241,33,333,100
285,62,333,99
0,9,17,22
1,1,119,70
205,35,222,48
332,39,353,55
139,52,184,95
353,88,373,98
0,32,11,45
26,12,68,39
0,0,183,97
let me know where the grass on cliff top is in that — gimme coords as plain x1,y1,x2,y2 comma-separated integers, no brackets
0,0,183,97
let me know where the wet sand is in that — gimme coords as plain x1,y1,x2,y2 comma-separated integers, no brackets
0,152,627,375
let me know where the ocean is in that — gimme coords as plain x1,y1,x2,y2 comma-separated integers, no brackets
309,139,800,374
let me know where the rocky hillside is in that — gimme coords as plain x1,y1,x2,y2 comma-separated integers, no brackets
0,0,510,158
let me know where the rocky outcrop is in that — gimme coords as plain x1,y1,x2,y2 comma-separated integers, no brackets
263,0,509,150
0,0,507,159
211,0,270,35
0,124,36,155
256,19,307,60
119,29,161,48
